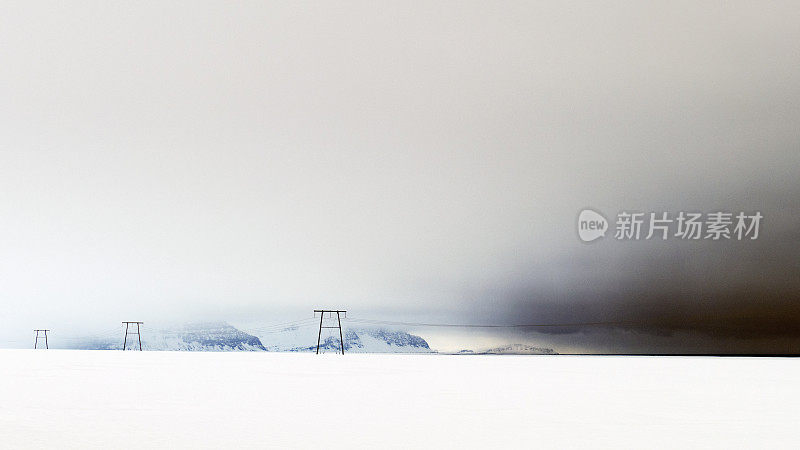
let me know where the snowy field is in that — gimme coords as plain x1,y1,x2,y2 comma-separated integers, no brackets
0,350,797,449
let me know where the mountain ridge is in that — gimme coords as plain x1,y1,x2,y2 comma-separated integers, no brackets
69,322,434,353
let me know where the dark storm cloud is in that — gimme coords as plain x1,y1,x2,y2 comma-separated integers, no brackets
498,221,800,347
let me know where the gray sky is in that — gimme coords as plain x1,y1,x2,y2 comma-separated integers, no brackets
1,2,798,352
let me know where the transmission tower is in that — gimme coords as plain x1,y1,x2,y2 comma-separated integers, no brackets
122,322,143,351
34,329,49,349
314,310,346,354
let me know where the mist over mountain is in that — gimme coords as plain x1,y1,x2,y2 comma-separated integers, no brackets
68,322,434,353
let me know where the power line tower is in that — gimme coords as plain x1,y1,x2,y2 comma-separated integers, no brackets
314,310,346,354
34,329,49,349
122,322,143,351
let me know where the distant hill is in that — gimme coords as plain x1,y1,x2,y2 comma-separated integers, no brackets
477,344,558,355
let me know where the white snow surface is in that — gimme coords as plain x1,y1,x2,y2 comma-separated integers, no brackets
0,350,797,449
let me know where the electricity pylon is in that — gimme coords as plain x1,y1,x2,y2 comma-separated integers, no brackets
122,322,143,351
34,329,49,349
314,310,346,354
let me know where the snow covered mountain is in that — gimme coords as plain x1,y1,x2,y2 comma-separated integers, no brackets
70,322,433,353
259,327,432,353
150,322,267,351
73,322,266,351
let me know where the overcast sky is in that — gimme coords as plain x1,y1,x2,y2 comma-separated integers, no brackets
1,2,798,352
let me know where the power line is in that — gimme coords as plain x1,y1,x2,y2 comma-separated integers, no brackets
34,329,49,349
243,318,317,333
314,310,346,354
122,322,143,351
241,324,317,336
345,317,636,329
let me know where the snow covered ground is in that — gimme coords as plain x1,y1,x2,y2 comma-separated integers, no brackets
0,350,797,449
